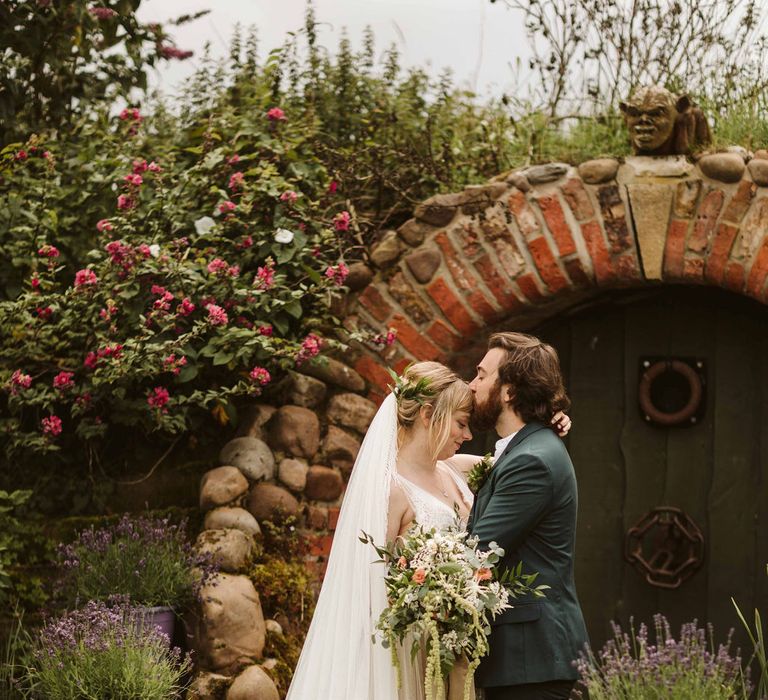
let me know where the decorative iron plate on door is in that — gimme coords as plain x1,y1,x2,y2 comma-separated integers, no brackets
638,357,707,427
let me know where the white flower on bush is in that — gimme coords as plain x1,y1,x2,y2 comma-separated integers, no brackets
148,244,160,258
194,216,215,236
274,228,295,244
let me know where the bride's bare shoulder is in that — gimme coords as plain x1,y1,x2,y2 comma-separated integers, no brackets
443,453,483,474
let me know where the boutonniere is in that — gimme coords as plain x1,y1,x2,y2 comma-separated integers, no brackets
467,453,494,494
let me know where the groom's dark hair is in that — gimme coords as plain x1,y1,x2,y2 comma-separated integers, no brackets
488,332,570,424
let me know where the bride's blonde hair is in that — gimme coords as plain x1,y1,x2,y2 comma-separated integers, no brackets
395,362,473,462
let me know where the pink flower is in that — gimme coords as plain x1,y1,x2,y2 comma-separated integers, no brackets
117,194,134,210
147,386,170,412
325,261,350,286
96,218,113,232
374,328,398,347
9,369,32,394
53,371,75,391
255,260,275,290
31,275,41,291
237,235,253,249
333,211,351,232
159,44,193,60
249,366,271,386
474,567,493,582
38,244,60,258
119,107,142,122
75,392,92,409
148,161,162,172
163,354,187,375
206,303,228,326
35,305,52,320
228,172,244,190
177,297,196,316
397,556,408,569
259,325,273,337
412,568,427,584
15,150,28,161
218,200,236,214
328,180,338,194
88,7,117,19
267,107,286,121
280,190,298,203
84,352,98,370
228,154,240,165
207,258,229,276
296,333,322,365
137,244,151,258
73,269,98,288
41,415,63,437
123,173,143,187
132,159,148,173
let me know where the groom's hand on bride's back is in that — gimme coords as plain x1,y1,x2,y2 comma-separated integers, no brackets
551,411,571,437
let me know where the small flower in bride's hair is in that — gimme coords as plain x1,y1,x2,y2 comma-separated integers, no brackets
412,569,426,584
387,365,434,406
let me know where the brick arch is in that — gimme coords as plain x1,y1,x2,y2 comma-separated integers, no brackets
350,156,768,396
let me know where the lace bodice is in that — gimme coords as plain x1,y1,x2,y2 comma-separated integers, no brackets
395,463,474,531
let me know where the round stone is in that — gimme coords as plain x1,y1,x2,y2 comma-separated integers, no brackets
345,262,373,291
299,357,365,392
370,230,401,268
193,573,265,674
187,672,230,700
265,406,320,459
305,466,343,502
227,665,279,700
748,158,768,186
247,483,301,522
698,153,746,183
265,619,283,635
195,528,255,574
219,437,275,482
578,158,619,184
322,425,362,476
200,466,249,510
204,506,261,538
404,246,442,284
277,458,308,492
326,393,378,434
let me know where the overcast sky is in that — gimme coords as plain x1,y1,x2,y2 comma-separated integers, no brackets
136,0,531,99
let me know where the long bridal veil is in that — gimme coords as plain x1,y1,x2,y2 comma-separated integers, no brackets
286,393,399,700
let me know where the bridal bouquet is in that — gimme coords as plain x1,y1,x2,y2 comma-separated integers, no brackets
360,524,546,700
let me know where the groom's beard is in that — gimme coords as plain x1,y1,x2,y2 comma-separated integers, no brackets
471,382,503,433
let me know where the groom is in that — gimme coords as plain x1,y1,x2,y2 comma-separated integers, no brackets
467,332,588,700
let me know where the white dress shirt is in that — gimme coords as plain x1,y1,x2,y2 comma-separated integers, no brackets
493,430,519,462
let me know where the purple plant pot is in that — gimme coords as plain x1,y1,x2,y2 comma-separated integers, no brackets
137,605,175,645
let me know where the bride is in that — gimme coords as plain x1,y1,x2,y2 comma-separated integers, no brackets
286,362,567,700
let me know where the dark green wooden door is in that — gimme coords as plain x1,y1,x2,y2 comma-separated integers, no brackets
536,286,768,652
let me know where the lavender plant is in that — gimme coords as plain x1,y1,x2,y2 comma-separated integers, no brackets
57,514,216,609
575,615,750,700
28,599,190,699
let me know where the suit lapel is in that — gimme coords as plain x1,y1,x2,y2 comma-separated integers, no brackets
469,422,547,529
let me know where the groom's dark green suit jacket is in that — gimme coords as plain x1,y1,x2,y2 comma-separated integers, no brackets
468,421,588,688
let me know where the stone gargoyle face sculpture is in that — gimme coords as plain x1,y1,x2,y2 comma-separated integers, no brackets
619,85,694,156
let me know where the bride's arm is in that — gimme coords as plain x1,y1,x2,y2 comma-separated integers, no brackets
386,481,412,544
444,454,484,474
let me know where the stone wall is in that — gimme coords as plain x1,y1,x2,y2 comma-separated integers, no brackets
191,358,376,699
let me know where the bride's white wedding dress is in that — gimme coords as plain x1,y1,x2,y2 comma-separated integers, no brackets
286,394,475,700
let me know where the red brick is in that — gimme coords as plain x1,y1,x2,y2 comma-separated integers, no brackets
705,223,739,283
563,257,592,287
746,238,768,297
355,354,392,392
615,252,643,282
455,222,483,259
516,273,546,304
664,219,689,278
724,261,746,292
508,190,541,239
392,357,411,374
682,256,705,282
434,231,499,322
358,285,392,322
473,254,526,312
306,533,334,558
689,189,724,253
536,195,578,256
427,320,462,352
597,185,632,254
389,314,443,361
527,236,570,292
580,220,615,283
722,180,757,224
561,178,595,222
328,506,340,531
426,277,480,335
